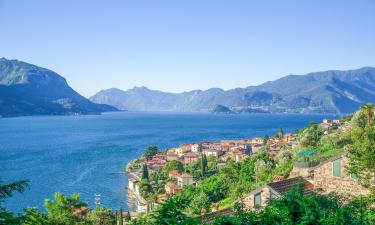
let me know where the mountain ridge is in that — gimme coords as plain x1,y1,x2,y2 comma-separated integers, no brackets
0,58,118,117
90,67,375,114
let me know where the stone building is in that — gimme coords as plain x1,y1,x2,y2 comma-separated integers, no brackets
313,154,370,196
242,177,314,210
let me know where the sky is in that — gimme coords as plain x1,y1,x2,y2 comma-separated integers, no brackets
0,0,374,97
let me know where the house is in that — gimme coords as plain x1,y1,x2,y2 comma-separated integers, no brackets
243,177,314,210
180,144,192,152
283,133,295,142
313,154,370,196
251,144,263,154
203,149,224,158
191,143,202,152
234,152,248,162
251,137,264,145
153,154,166,160
177,173,194,186
168,170,180,179
175,147,191,156
323,119,332,124
183,152,200,165
128,178,140,196
165,182,182,195
157,194,168,202
166,153,179,161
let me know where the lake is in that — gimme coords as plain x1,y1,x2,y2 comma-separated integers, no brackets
0,112,334,212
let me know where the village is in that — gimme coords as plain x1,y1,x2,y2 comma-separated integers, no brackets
123,115,371,222
126,129,296,212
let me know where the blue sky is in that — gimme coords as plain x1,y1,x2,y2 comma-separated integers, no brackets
0,0,374,97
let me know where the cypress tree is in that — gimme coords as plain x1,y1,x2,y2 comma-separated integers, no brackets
141,164,149,180
119,208,123,225
125,210,131,222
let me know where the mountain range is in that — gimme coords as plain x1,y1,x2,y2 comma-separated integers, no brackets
0,58,118,117
90,67,375,114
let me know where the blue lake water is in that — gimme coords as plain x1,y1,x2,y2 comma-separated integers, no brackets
0,112,335,212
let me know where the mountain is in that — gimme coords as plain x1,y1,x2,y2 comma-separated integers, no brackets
0,58,118,117
90,67,375,114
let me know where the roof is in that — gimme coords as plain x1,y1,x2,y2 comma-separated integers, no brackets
165,182,181,189
297,149,318,157
179,173,193,178
245,176,314,198
184,152,199,157
267,176,314,195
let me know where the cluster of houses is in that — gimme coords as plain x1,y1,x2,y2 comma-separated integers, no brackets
321,118,352,134
127,133,299,209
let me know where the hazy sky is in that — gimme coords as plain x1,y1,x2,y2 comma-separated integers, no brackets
0,0,374,97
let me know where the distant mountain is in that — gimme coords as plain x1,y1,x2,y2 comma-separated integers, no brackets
90,67,375,114
0,58,118,117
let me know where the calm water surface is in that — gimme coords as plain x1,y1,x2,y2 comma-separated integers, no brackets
0,112,335,212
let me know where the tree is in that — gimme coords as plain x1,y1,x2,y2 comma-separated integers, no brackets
124,211,131,222
43,193,89,225
152,198,199,225
277,128,284,139
143,146,158,160
189,191,211,215
88,207,115,225
0,179,29,225
201,154,208,177
361,103,374,126
162,160,184,174
347,125,375,191
118,208,123,225
141,164,149,180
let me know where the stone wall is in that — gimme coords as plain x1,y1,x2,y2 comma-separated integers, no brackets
314,156,369,196
243,187,271,210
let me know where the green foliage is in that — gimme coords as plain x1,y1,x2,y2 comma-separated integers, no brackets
130,198,199,225
139,180,154,200
277,128,284,138
118,208,123,225
0,179,29,225
347,125,375,191
189,191,211,215
298,122,324,147
361,103,375,126
214,186,375,225
43,193,89,225
207,156,218,170
143,146,158,160
201,154,208,177
87,207,115,225
141,164,149,180
162,160,184,174
124,211,131,222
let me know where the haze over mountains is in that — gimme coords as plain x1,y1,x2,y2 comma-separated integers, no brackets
90,67,375,114
0,58,117,117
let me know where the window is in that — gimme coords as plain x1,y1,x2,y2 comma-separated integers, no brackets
332,159,341,177
270,192,278,200
254,192,261,208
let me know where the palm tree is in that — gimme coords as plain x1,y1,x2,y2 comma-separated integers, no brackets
361,103,374,126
